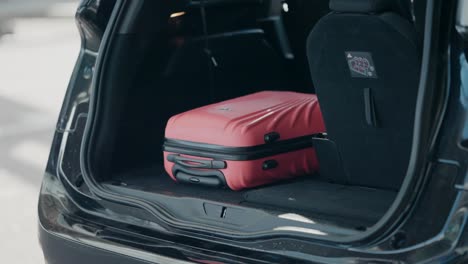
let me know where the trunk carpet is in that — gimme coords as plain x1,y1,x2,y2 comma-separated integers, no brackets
106,166,397,228
243,179,397,223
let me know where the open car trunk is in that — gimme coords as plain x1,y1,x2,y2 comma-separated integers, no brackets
85,0,416,233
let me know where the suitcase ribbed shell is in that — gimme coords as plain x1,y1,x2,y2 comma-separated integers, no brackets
165,91,325,147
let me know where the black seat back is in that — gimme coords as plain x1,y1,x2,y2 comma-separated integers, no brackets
164,29,289,102
307,0,421,190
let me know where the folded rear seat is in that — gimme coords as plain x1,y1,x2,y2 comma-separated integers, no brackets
307,0,421,190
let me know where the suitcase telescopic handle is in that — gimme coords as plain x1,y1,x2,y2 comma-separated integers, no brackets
167,154,226,169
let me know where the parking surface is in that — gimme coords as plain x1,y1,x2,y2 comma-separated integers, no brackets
0,17,79,263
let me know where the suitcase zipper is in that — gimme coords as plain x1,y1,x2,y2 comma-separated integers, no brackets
163,134,324,161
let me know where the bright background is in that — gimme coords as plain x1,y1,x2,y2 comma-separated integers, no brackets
0,1,80,263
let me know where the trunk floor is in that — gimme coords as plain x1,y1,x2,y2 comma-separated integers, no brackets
107,166,397,228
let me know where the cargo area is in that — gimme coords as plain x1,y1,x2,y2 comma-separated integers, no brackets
86,0,424,231
105,166,397,228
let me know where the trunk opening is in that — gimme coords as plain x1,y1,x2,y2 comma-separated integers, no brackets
82,0,438,237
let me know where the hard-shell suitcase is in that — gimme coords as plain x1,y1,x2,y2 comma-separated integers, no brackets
163,91,326,191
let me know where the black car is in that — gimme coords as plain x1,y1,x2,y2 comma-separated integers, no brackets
38,0,468,263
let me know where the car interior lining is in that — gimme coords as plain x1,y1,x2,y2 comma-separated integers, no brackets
87,0,426,231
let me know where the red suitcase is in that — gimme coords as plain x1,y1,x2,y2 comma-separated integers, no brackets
163,91,326,191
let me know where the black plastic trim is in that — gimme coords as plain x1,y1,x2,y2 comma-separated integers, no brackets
167,154,227,169
363,87,378,127
172,164,227,187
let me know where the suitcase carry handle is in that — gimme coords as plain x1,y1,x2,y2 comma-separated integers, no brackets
176,171,223,188
167,154,226,169
172,164,227,188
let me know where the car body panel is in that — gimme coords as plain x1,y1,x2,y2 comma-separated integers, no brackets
38,0,468,263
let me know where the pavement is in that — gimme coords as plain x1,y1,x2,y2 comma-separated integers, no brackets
0,0,78,18
0,16,80,263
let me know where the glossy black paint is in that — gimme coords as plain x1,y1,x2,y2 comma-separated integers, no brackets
39,222,158,264
39,0,468,263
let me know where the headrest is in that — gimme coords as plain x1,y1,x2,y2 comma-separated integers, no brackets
330,0,400,14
